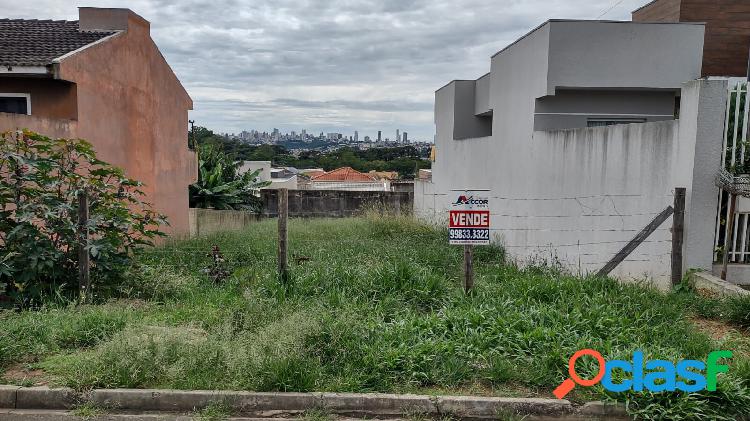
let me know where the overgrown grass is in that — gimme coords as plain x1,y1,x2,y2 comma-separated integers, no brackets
1,215,749,419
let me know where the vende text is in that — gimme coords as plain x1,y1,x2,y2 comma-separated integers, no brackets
449,211,490,228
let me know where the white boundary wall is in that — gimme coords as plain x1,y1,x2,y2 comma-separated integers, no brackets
416,80,727,289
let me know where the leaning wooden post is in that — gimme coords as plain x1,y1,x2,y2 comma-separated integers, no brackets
463,245,474,293
721,192,738,280
77,189,91,303
671,187,686,286
278,188,289,282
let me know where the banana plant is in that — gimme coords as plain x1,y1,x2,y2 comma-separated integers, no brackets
189,143,270,211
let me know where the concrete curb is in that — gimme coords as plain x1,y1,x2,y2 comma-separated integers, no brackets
0,386,628,419
16,387,79,410
689,271,750,296
0,386,19,409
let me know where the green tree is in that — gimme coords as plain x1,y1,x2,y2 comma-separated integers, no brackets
189,143,269,211
0,130,166,308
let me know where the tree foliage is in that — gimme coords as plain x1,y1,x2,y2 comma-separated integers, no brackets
189,142,269,211
0,130,166,308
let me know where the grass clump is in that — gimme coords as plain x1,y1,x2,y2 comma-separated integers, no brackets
194,400,232,421
1,216,749,420
72,401,107,419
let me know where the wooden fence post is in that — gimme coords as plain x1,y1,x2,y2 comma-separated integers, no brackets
721,193,738,280
78,189,90,303
671,187,686,286
278,188,289,282
463,245,474,293
597,205,675,277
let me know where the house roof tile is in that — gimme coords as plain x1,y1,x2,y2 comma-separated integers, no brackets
0,19,115,66
311,167,377,182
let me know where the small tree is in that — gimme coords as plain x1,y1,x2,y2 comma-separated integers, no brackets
0,130,166,308
189,142,269,210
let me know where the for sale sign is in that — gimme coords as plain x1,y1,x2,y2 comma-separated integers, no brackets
449,191,490,245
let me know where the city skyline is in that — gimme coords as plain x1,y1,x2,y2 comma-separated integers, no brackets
228,126,422,145
4,0,640,140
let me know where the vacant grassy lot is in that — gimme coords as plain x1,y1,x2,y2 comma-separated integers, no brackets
2,215,750,419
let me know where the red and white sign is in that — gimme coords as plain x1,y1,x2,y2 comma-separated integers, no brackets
449,191,490,245
449,210,490,228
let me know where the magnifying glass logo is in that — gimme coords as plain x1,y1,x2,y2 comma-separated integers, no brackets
553,349,606,399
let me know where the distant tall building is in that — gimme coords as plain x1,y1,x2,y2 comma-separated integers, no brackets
377,131,382,142
354,130,359,142
396,129,400,144
403,132,408,144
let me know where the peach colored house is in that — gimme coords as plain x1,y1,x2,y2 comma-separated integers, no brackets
0,8,197,235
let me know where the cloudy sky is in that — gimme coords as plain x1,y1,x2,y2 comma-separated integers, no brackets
4,0,644,141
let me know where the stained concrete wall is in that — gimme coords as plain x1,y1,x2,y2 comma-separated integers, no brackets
0,8,196,236
262,190,413,218
421,77,726,289
54,9,196,236
0,113,78,139
188,208,261,237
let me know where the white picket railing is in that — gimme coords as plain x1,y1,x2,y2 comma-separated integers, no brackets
715,80,750,263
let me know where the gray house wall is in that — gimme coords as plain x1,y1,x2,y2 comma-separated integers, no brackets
546,20,705,93
420,19,718,289
533,89,678,130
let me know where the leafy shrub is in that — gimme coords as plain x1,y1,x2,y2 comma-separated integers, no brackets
189,142,268,211
0,130,166,307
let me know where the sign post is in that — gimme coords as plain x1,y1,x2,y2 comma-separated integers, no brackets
449,190,490,293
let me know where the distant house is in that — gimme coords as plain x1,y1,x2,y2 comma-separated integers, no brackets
368,170,399,181
238,161,298,190
308,167,388,191
0,8,196,235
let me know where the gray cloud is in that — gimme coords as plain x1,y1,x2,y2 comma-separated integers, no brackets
2,0,643,140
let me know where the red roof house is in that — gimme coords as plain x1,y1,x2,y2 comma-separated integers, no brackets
308,167,388,191
311,167,377,182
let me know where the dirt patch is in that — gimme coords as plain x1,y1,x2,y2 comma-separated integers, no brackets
690,317,738,341
2,363,48,386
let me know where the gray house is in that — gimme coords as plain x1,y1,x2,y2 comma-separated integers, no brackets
444,19,704,140
416,19,731,288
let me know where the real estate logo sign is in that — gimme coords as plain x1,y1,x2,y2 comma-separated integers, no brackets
449,191,490,245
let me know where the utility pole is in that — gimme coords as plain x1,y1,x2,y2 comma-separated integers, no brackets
189,119,196,150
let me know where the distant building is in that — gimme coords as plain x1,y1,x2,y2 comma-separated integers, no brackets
369,170,399,181
354,130,359,142
403,132,408,143
396,129,400,144
377,130,382,142
307,167,388,191
239,161,297,189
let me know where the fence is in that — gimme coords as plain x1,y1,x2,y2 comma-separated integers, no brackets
416,189,678,279
188,208,262,237
715,80,750,266
261,189,413,218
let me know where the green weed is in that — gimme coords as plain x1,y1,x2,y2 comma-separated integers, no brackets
1,216,749,420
